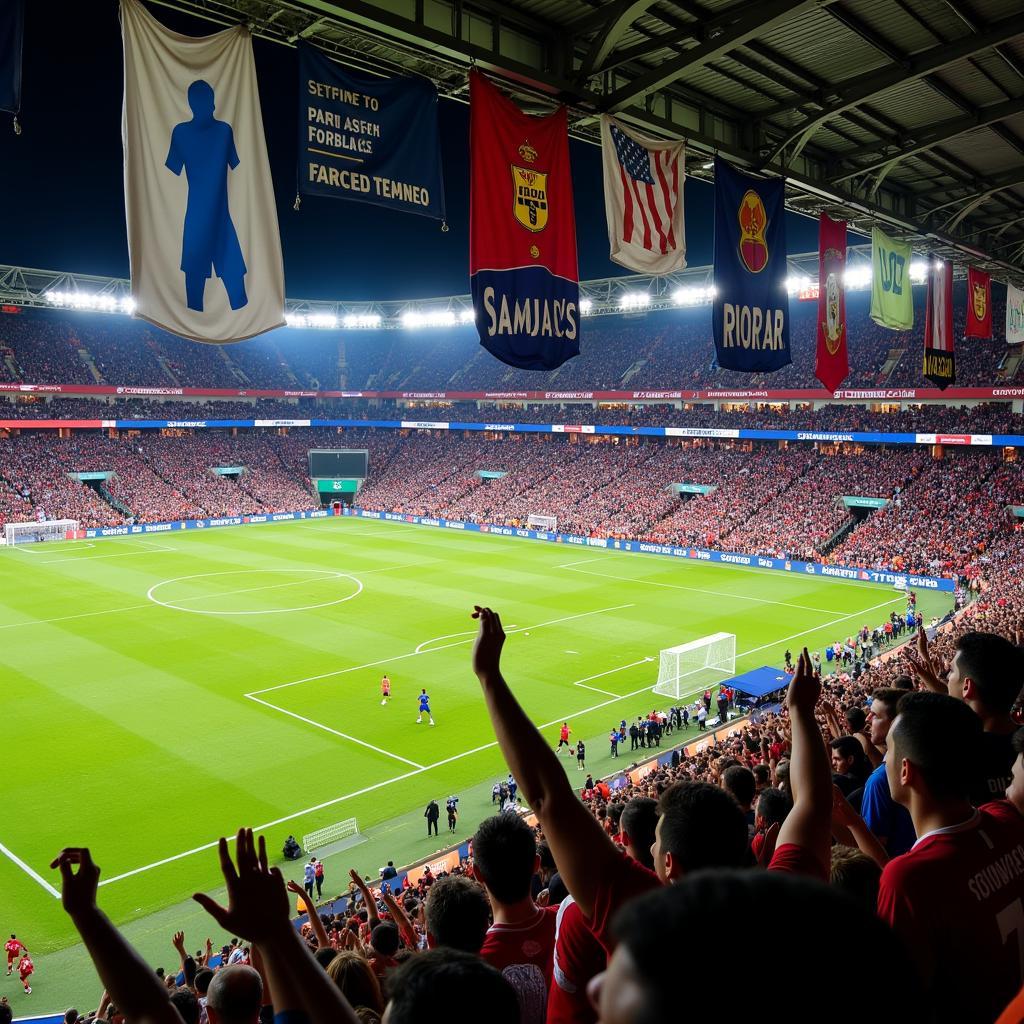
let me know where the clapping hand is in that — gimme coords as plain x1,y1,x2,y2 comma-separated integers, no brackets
193,829,289,943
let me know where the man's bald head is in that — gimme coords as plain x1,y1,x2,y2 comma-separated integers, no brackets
205,966,263,1024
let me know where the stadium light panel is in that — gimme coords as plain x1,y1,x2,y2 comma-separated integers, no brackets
619,292,651,310
342,313,381,329
458,309,475,324
844,266,872,289
909,260,928,284
401,310,457,329
579,298,593,315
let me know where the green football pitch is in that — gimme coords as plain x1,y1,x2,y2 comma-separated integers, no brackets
0,516,951,1005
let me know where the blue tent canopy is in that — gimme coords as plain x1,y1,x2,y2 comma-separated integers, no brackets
728,665,792,698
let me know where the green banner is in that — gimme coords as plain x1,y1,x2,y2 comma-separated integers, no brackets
870,227,913,330
316,478,361,493
71,471,112,481
1009,505,1024,519
843,496,889,509
673,482,715,494
476,470,508,480
212,466,245,476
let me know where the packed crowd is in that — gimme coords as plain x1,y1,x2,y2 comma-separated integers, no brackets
3,397,1023,441
39,589,1024,1024
0,282,1015,392
1,429,1020,586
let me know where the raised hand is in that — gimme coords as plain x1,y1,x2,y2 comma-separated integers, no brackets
785,648,821,716
50,847,101,919
904,628,944,692
193,829,289,943
172,931,186,956
471,605,506,681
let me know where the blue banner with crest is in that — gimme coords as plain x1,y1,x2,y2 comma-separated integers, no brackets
712,156,791,372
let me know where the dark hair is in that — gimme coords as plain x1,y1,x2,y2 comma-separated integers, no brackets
1012,727,1024,757
619,797,658,869
755,787,791,828
611,871,920,1024
721,766,756,809
384,949,519,1024
956,631,1024,713
893,691,983,800
537,841,556,873
830,735,862,765
844,706,866,732
326,951,384,1015
169,989,199,1024
315,947,338,969
425,876,490,953
655,782,749,871
830,846,882,914
0,1001,11,1024
751,763,770,786
471,814,537,904
193,969,214,995
370,922,400,957
871,688,904,719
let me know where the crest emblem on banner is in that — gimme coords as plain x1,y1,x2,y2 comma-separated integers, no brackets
738,189,768,273
972,281,987,321
512,165,548,231
821,246,845,355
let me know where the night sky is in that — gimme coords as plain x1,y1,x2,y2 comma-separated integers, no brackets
0,1,820,301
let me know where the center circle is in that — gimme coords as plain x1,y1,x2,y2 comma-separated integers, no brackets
146,569,363,615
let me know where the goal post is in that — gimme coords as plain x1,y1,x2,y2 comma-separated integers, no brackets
4,519,80,546
653,632,736,700
302,817,359,853
526,514,558,532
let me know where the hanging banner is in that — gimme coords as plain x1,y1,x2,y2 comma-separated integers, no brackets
1007,283,1024,345
965,267,991,339
469,71,579,371
711,156,791,373
814,213,848,392
869,227,913,330
0,0,23,117
923,259,954,390
121,0,285,345
298,43,445,221
600,115,685,274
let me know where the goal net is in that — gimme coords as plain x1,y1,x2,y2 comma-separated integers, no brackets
302,817,360,852
653,632,736,700
4,519,79,546
526,514,557,532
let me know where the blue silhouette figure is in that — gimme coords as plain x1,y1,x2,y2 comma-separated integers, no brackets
165,80,248,312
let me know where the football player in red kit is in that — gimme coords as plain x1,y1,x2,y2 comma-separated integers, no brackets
17,951,33,994
5,936,25,976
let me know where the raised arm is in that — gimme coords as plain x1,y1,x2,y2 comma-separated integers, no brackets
775,650,832,871
348,870,379,927
904,629,946,694
51,849,184,1024
193,830,359,1024
831,785,889,869
286,881,330,949
471,606,622,919
380,891,419,951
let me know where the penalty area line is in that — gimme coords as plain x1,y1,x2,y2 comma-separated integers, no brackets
0,839,61,899
91,598,895,889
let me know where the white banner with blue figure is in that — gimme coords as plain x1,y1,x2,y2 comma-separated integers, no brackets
121,0,284,344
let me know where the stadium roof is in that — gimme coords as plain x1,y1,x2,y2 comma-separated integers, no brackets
149,0,1024,283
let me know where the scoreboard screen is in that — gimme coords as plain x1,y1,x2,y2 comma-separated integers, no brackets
308,449,368,479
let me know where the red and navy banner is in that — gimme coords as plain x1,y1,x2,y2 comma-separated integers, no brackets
923,259,955,390
814,213,848,392
711,156,791,373
965,266,992,339
0,0,23,118
469,72,580,371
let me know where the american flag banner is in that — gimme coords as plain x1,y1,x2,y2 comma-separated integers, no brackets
600,115,685,274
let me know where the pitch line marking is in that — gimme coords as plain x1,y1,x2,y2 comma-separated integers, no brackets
415,626,518,654
247,603,637,696
558,563,858,615
93,590,902,888
245,694,425,770
0,839,61,899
